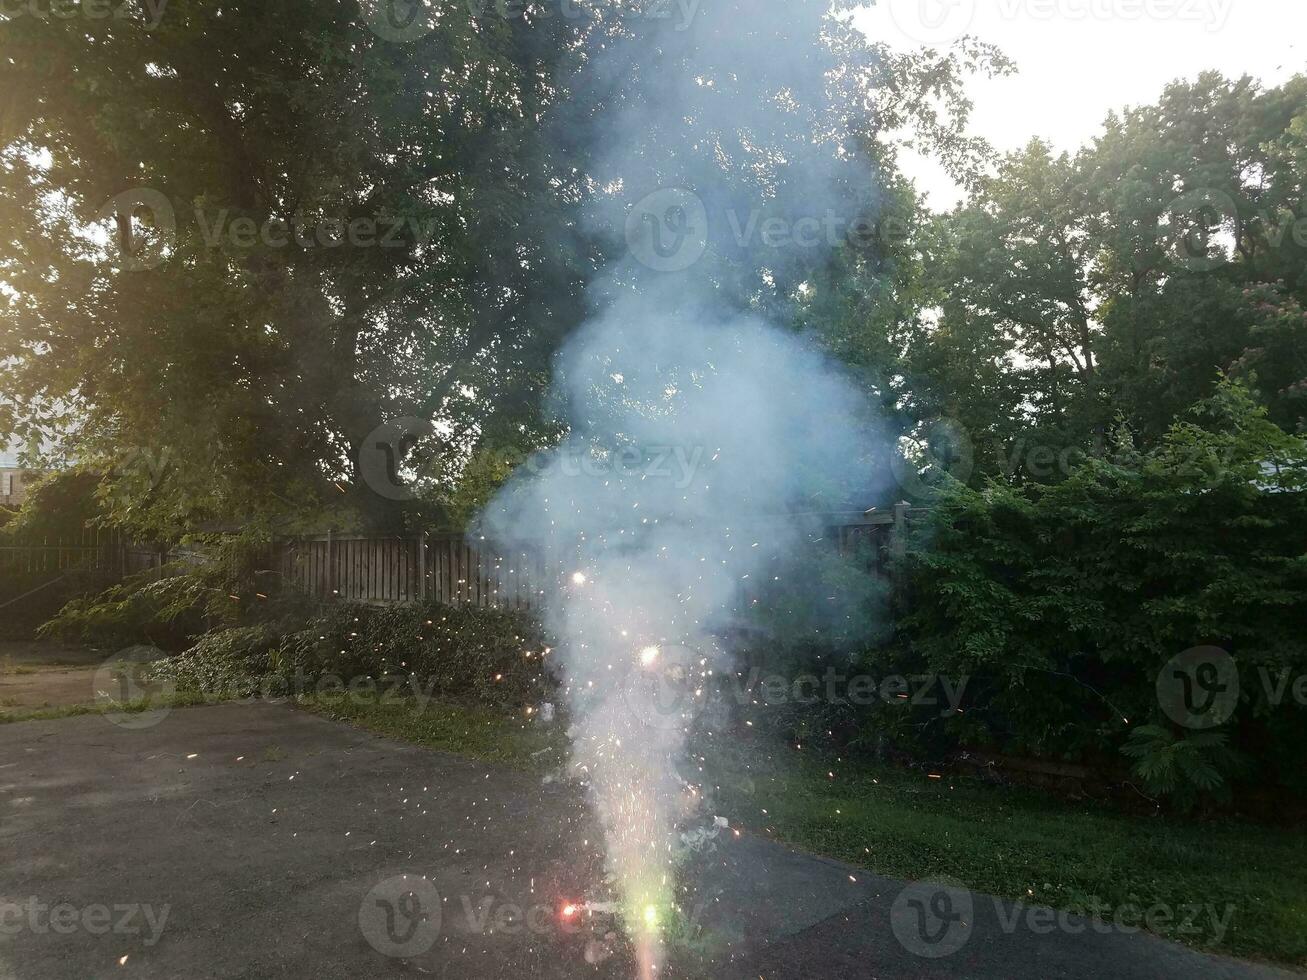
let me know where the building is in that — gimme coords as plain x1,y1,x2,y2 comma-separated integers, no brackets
0,453,37,508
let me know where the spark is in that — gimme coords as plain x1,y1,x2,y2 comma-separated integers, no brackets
639,645,660,666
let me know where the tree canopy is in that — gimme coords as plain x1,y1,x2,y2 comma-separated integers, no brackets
0,0,1008,537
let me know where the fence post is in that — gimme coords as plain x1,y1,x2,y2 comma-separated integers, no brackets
416,531,427,604
326,529,335,599
891,500,909,559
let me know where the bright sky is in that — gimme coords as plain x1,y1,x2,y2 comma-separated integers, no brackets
853,0,1306,209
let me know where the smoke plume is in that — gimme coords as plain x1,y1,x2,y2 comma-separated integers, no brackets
478,0,890,972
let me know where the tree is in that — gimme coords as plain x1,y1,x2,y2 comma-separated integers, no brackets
913,73,1307,483
0,0,1009,536
0,0,592,537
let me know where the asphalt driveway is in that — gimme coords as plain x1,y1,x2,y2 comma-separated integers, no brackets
0,703,1296,979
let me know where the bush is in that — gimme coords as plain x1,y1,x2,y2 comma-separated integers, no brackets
38,537,311,650
37,570,214,649
288,601,555,706
887,380,1307,808
153,622,292,692
153,600,556,708
1121,725,1246,812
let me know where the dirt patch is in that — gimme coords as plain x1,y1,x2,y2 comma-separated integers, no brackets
0,638,108,669
0,665,101,710
0,640,151,712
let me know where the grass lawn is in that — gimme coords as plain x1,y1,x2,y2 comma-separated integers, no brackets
299,690,568,768
0,689,214,723
299,692,1307,969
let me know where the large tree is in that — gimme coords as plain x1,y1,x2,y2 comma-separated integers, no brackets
912,72,1307,484
1,0,592,536
0,0,1006,535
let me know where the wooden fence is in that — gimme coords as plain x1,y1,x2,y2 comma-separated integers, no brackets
276,506,921,611
0,529,171,630
277,532,548,610
0,528,168,579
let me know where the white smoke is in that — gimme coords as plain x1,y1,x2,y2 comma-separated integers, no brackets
479,297,889,966
477,0,893,971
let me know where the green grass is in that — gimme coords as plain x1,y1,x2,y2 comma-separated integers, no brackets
298,693,1307,968
0,689,215,723
297,691,569,770
700,735,1307,968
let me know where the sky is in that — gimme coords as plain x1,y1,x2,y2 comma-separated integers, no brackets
853,0,1306,209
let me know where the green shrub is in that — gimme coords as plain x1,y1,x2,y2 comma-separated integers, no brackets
153,600,556,707
38,537,312,650
153,622,292,693
37,570,212,649
1121,725,1246,812
887,380,1307,808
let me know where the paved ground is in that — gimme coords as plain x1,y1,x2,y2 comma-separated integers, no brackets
0,702,1297,980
